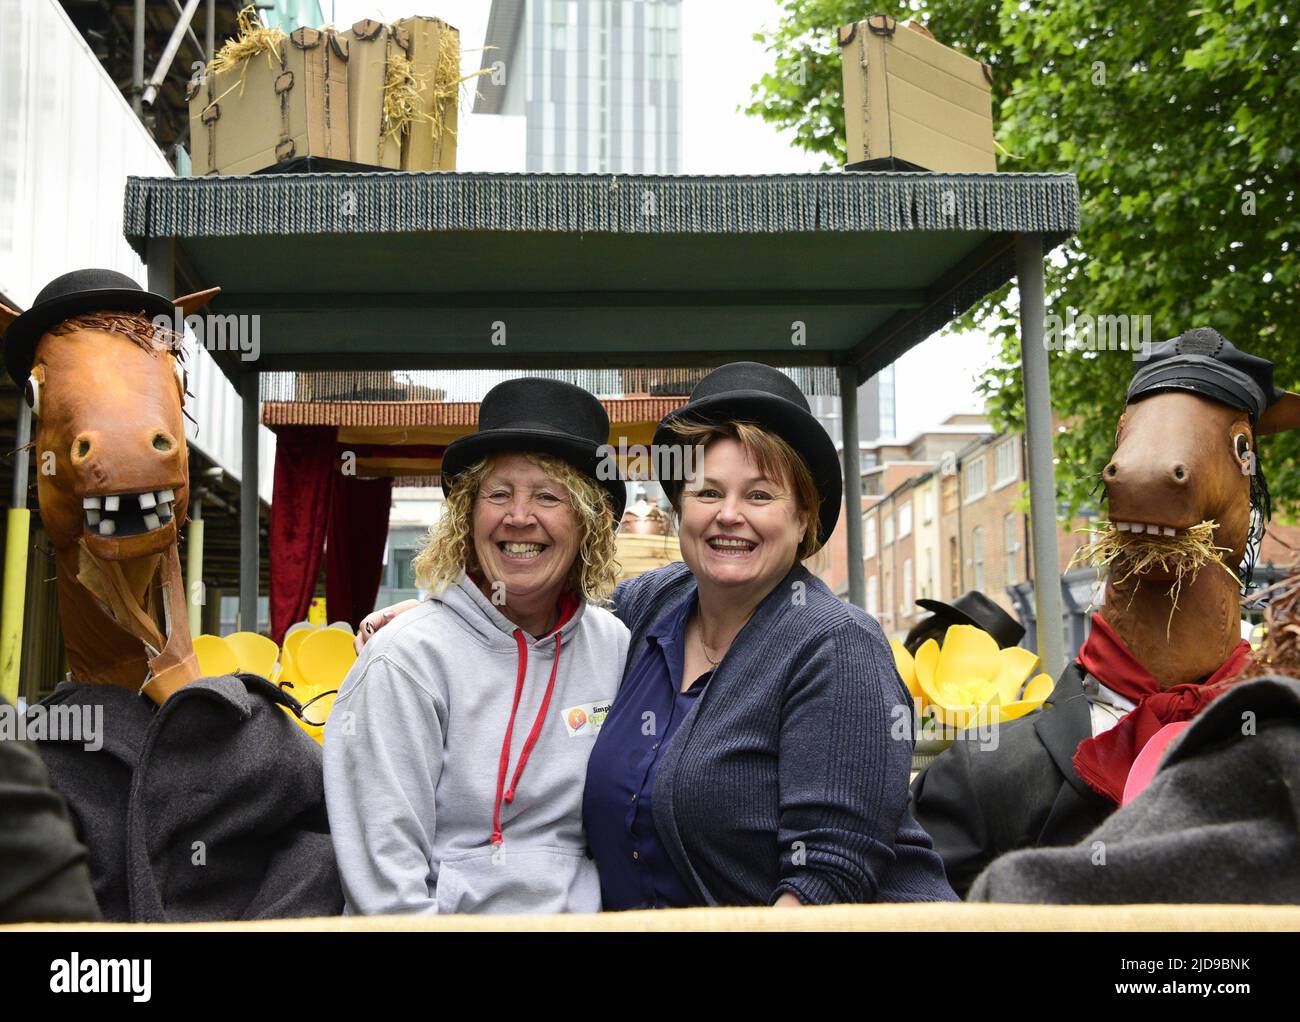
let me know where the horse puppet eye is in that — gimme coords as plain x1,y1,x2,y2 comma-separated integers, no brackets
24,375,40,417
1234,431,1251,461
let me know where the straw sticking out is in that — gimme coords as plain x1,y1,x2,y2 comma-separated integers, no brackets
380,50,424,159
1069,520,1239,634
209,5,286,76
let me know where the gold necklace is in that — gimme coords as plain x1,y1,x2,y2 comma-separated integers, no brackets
695,619,725,667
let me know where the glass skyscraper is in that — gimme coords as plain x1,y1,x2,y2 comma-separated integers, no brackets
475,0,683,173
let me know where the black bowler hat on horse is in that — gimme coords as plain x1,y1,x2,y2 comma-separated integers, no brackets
1,269,177,386
440,378,627,520
651,361,843,552
0,267,220,388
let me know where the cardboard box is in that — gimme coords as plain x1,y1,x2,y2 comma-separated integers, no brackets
188,27,350,176
838,15,995,173
344,19,410,170
397,16,460,171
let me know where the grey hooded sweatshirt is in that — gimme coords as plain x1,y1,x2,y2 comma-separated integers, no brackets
323,574,628,915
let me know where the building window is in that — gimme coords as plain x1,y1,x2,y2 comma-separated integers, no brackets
883,512,895,546
924,547,935,598
867,575,879,617
949,536,960,595
902,558,913,612
865,514,878,558
1004,513,1020,585
994,437,1018,488
972,527,985,591
878,363,896,438
922,488,934,524
963,456,987,503
898,503,912,538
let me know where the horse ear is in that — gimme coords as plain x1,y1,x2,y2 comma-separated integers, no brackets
0,300,20,335
1257,392,1300,436
173,287,220,316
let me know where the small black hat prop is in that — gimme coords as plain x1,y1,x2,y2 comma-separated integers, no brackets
0,268,220,386
1126,327,1300,434
904,590,1026,654
652,361,843,552
441,378,627,519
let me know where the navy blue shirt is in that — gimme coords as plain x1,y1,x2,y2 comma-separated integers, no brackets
583,590,709,909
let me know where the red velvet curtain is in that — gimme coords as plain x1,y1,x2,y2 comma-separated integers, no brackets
326,475,394,633
269,426,338,644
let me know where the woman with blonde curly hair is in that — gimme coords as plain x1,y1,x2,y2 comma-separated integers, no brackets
323,379,628,915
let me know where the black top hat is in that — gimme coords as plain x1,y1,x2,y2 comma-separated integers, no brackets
2,268,177,386
904,590,1026,654
1126,327,1283,426
651,362,843,551
441,378,626,519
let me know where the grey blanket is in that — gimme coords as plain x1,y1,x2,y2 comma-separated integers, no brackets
969,675,1300,904
33,673,343,922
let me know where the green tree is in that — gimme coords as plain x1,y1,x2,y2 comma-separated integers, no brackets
747,0,1300,518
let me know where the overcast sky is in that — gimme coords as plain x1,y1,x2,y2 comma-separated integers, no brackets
324,0,996,440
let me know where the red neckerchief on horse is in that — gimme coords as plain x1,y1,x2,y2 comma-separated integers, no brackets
1071,613,1252,804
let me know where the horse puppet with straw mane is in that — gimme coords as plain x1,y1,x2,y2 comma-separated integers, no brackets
1,269,341,921
910,327,1300,898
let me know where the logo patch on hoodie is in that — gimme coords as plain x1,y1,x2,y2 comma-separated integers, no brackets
563,700,612,736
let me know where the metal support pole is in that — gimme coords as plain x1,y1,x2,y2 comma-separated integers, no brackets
132,0,145,118
205,0,216,62
143,0,205,107
1,398,33,701
146,237,175,298
838,365,865,608
1016,232,1065,677
187,498,204,639
240,373,260,632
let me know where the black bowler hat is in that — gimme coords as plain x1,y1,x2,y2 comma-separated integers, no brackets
1,268,177,386
904,590,1026,654
1126,327,1283,427
651,362,842,551
441,378,626,519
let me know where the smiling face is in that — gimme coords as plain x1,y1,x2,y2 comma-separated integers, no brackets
677,437,809,594
471,453,582,605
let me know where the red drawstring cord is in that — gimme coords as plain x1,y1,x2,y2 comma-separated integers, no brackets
491,629,563,845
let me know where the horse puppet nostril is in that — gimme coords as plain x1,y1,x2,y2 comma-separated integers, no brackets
1105,464,1118,478
152,432,176,453
72,436,92,461
1173,464,1187,482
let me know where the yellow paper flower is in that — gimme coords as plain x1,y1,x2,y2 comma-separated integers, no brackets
906,624,1054,726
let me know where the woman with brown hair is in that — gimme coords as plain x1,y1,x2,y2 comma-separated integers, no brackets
581,363,955,907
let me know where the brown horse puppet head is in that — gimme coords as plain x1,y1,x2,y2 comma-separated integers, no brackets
1,269,220,704
1079,328,1300,686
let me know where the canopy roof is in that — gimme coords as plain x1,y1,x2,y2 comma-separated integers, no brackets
123,171,1078,384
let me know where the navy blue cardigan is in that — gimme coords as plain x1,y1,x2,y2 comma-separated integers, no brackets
611,561,957,905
